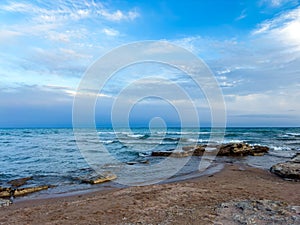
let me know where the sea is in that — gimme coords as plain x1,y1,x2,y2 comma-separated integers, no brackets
0,127,299,200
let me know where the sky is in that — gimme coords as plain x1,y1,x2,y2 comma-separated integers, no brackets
0,0,300,127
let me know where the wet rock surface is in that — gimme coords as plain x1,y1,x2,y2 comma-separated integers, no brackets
0,185,51,198
215,199,300,224
151,143,269,158
270,153,300,181
81,173,117,184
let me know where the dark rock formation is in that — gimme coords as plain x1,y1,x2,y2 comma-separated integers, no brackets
151,143,269,158
126,160,149,165
270,153,300,180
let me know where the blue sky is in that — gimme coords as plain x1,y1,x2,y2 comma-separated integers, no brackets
0,0,300,127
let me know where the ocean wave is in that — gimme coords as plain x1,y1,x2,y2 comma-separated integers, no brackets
222,139,247,144
163,137,180,142
138,152,151,157
99,140,118,144
270,146,292,151
126,134,150,139
286,132,300,137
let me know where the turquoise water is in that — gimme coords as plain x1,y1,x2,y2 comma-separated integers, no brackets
0,127,299,198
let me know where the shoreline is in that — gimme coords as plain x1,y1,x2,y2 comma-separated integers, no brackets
1,163,299,224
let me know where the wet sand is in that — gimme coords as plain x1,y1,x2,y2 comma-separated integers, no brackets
0,164,299,224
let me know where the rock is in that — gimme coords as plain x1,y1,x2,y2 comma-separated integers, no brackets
215,199,299,224
13,185,50,197
0,185,51,198
151,143,269,158
251,146,269,156
0,187,12,198
81,174,117,184
270,158,300,180
151,150,194,158
126,160,149,165
0,199,12,207
192,145,206,156
217,143,253,156
8,177,33,188
151,149,175,157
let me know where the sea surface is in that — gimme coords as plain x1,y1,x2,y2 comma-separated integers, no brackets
0,127,299,199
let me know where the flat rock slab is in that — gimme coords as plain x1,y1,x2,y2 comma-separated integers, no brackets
0,185,50,198
81,174,117,184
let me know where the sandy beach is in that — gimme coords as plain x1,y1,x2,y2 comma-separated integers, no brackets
0,163,299,225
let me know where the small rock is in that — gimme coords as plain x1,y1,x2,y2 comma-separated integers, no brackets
81,174,117,184
0,199,12,207
126,160,149,165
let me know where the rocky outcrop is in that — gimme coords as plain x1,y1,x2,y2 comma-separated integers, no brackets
0,185,51,198
81,174,117,184
270,153,300,180
151,143,269,158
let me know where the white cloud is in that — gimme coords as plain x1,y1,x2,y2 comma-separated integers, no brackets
102,28,119,36
0,1,139,24
217,68,231,75
253,6,300,42
225,87,300,115
235,9,247,21
259,0,299,8
98,9,139,21
0,30,22,41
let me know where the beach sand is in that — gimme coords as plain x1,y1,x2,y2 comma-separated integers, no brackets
0,164,299,225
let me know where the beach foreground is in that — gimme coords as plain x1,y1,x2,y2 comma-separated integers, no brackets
0,164,299,225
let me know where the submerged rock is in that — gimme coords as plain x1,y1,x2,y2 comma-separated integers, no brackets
0,185,50,198
151,143,269,158
270,154,300,180
8,177,33,188
81,174,117,184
